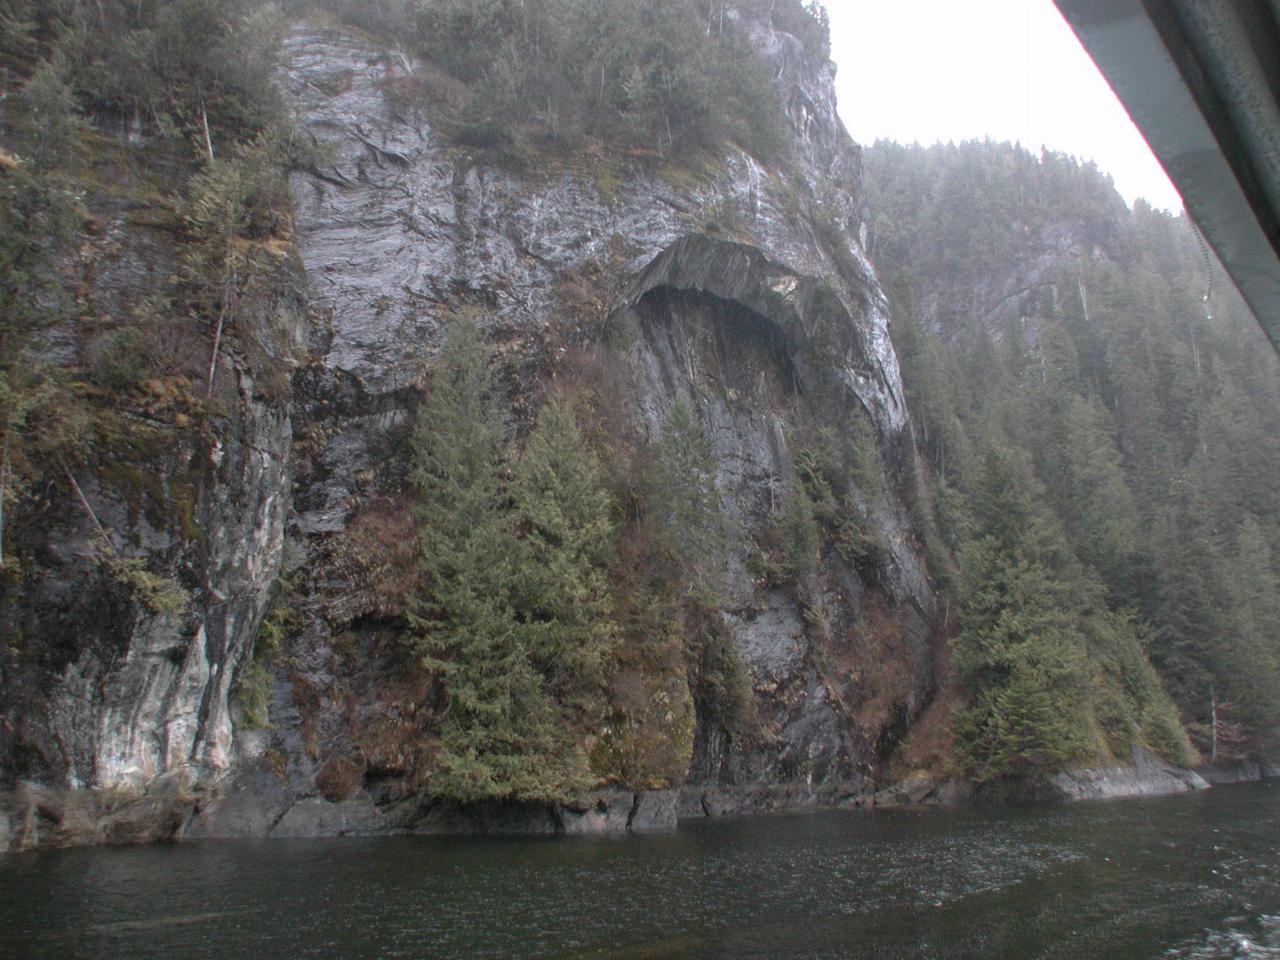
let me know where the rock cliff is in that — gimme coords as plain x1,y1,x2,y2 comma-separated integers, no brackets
1,4,946,847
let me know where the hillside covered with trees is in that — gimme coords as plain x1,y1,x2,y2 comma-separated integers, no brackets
866,139,1280,776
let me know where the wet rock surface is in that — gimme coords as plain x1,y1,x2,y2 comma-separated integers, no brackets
1048,748,1210,801
678,781,869,820
1197,762,1265,785
0,155,306,826
3,10,1270,853
2,774,197,851
561,789,639,835
270,797,387,838
184,770,293,840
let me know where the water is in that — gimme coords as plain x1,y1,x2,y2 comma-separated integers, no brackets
2,781,1278,959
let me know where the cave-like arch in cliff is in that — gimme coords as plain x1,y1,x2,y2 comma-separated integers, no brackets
620,234,904,438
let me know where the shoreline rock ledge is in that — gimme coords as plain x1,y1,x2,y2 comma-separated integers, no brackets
1047,746,1210,801
7,751,1277,851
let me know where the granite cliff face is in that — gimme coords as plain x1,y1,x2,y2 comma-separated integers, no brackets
1,6,945,848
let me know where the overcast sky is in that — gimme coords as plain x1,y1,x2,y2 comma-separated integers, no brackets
826,0,1184,212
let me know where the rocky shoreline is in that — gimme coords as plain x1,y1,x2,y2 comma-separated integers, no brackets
2,747,1269,853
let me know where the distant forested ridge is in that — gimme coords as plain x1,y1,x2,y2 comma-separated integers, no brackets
866,139,1280,774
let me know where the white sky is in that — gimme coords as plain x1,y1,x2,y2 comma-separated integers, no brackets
827,0,1184,212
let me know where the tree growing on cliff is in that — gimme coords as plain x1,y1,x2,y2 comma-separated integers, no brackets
406,319,593,804
868,138,1280,757
18,51,88,172
1213,516,1280,744
648,400,725,596
510,396,619,709
0,122,86,571
179,133,290,397
315,0,791,162
947,441,1186,775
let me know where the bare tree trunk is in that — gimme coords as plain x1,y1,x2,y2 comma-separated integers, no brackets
65,466,112,554
206,300,229,400
1191,219,1215,327
200,93,216,164
206,257,235,400
1210,685,1218,764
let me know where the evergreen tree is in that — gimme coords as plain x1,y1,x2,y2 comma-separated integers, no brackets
1216,516,1280,742
509,396,619,705
951,539,1094,779
311,0,792,162
778,483,820,584
648,401,725,596
12,0,286,150
18,51,87,172
949,441,1189,772
179,134,290,395
407,319,592,804
1032,393,1140,594
0,131,85,570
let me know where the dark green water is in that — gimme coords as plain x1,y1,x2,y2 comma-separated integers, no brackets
2,782,1278,959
